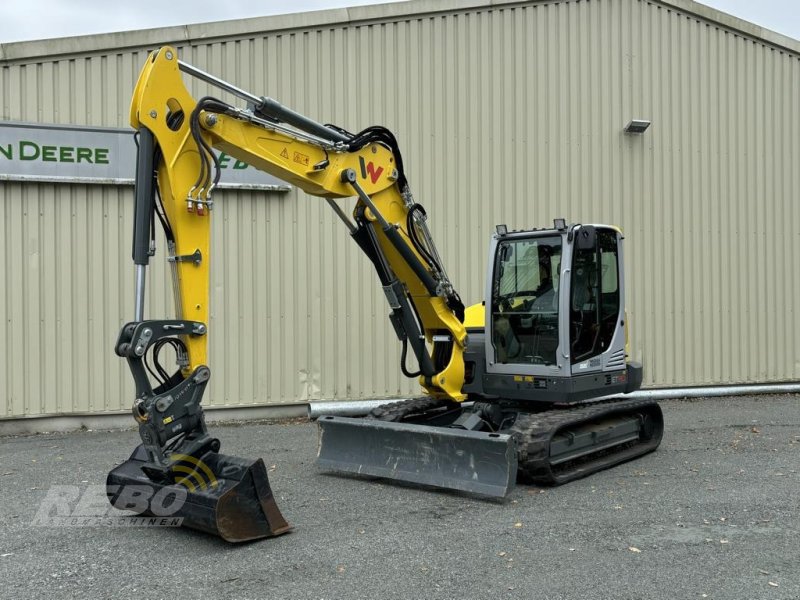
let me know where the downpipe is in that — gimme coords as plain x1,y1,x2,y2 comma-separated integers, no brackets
307,382,800,419
308,399,403,420
619,382,800,401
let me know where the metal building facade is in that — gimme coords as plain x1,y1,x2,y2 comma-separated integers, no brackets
1,0,799,420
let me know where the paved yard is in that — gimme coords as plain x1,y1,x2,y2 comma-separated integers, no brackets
0,395,798,599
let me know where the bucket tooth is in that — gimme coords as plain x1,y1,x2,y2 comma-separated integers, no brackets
107,445,291,543
316,416,517,498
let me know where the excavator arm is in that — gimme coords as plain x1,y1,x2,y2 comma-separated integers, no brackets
108,46,478,539
131,46,468,402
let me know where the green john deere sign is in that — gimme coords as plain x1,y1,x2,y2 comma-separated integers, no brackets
0,121,290,191
1,140,110,165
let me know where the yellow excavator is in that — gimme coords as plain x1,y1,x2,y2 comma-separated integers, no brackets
107,47,663,541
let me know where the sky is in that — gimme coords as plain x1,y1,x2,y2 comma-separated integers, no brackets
0,0,798,44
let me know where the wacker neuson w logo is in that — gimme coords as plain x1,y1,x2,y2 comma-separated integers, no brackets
32,455,217,527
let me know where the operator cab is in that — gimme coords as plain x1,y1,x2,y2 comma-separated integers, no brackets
476,220,641,403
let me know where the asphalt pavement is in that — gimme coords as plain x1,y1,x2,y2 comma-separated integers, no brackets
0,395,798,600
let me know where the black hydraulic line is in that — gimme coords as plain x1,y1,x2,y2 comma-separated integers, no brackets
400,337,422,378
405,205,465,322
406,204,438,272
189,105,209,195
132,127,156,266
153,187,174,243
324,123,354,138
189,97,226,195
392,286,437,378
194,97,230,187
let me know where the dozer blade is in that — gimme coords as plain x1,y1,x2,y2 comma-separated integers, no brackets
107,445,291,543
316,416,518,498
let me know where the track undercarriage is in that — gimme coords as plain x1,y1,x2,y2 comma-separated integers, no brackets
317,396,663,497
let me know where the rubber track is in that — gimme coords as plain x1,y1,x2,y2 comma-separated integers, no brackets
510,397,663,486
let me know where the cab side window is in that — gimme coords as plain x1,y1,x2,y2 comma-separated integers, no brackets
570,229,620,363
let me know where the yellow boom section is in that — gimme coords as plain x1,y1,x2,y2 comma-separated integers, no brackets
130,46,468,401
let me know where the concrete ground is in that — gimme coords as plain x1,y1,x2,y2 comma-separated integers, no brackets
0,395,798,600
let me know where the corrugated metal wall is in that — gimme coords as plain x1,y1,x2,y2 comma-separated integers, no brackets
2,0,799,418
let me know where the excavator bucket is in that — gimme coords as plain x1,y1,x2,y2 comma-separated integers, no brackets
107,445,291,543
316,416,518,498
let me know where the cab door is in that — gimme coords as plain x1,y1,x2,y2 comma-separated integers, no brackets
568,227,627,374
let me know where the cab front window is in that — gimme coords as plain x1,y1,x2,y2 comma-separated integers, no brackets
491,236,562,365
